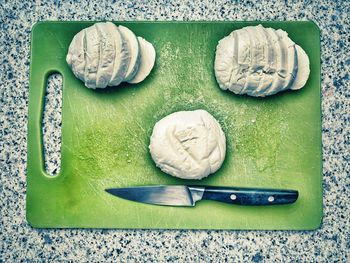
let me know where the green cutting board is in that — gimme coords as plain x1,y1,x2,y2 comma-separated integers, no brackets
27,21,322,229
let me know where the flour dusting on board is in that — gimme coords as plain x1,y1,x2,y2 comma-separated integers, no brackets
68,27,291,184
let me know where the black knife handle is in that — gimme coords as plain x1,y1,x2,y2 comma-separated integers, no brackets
200,186,298,206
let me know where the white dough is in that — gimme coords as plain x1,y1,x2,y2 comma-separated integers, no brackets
83,25,100,88
149,110,226,180
66,30,85,82
214,24,310,97
95,22,116,88
107,22,129,87
118,25,141,82
128,37,156,84
66,22,156,89
290,45,310,90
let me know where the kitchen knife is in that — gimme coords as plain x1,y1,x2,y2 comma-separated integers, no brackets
105,185,298,206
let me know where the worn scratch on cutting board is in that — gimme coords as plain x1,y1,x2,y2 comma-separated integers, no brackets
65,94,81,149
136,207,142,226
290,137,307,153
85,101,95,125
77,170,120,214
119,100,147,135
123,122,146,148
48,30,65,55
94,179,120,214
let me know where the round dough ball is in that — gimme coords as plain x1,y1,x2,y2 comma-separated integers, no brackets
66,22,156,89
149,110,226,180
214,24,310,97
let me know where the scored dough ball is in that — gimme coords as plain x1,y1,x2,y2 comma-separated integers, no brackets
149,110,226,180
214,24,310,97
66,22,155,89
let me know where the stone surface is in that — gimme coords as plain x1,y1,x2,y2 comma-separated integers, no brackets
1,0,349,261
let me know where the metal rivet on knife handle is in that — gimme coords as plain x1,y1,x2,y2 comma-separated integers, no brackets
230,194,237,200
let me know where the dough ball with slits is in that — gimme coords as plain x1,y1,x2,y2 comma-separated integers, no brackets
66,22,155,89
214,24,310,97
149,110,226,180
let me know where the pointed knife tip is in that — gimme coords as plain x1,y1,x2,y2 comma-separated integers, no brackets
105,188,112,194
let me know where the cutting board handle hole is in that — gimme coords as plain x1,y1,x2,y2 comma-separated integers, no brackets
42,72,62,176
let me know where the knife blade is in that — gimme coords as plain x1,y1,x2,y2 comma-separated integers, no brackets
105,185,298,206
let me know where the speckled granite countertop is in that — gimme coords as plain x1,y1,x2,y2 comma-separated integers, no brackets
1,0,349,261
